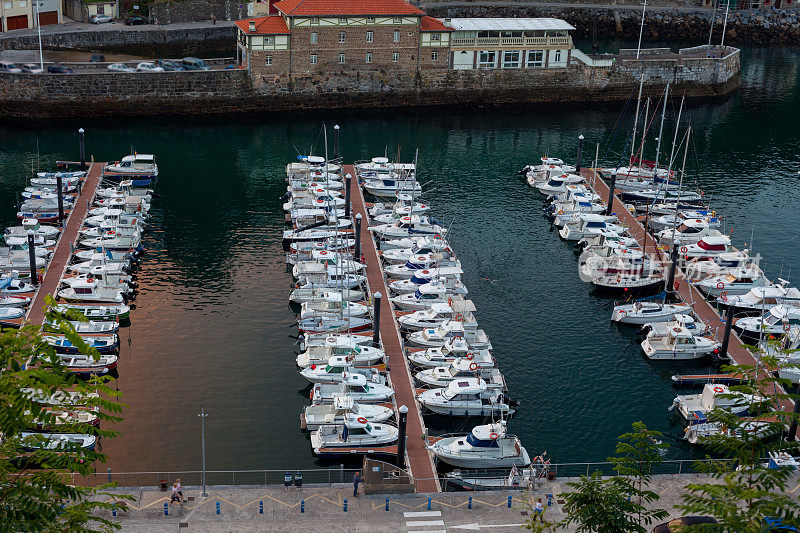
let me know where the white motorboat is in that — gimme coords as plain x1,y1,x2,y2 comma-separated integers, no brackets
311,373,394,404
0,294,31,308
384,255,460,280
718,284,800,316
372,204,431,224
390,277,469,311
641,326,720,360
559,214,622,241
105,154,158,176
684,418,778,444
611,301,692,325
52,303,130,322
381,238,452,264
363,177,422,198
299,332,373,351
648,210,720,233
20,193,74,213
681,236,733,261
18,432,97,451
300,297,369,320
282,227,350,248
299,355,384,384
0,307,24,325
310,414,398,454
56,279,127,304
536,173,584,195
377,234,449,251
427,422,530,468
641,314,709,337
388,266,463,294
57,353,119,374
289,286,365,304
621,187,703,205
62,269,134,294
4,233,56,249
0,274,36,295
415,355,504,389
671,383,760,423
293,262,366,289
734,305,800,342
684,250,754,281
695,268,770,298
398,300,475,331
5,219,60,239
656,219,724,247
74,248,132,263
302,395,394,431
418,378,514,417
79,233,141,251
406,320,491,349
288,237,355,256
68,254,131,276
407,338,483,368
43,318,119,335
292,250,365,278
296,344,384,368
369,216,446,240
368,194,429,219
0,250,46,276
297,314,372,334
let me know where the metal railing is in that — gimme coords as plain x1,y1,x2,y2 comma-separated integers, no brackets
451,36,572,48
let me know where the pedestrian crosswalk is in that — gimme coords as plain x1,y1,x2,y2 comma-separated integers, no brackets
404,510,445,533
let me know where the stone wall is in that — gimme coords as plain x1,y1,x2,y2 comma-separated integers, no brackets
0,25,236,58
0,50,739,120
424,3,800,45
149,0,245,24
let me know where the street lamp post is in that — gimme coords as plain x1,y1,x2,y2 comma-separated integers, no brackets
198,408,208,497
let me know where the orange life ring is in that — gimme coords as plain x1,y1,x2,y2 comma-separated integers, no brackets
356,417,368,424
674,281,680,290
466,351,474,360
713,386,724,393
469,362,478,371
783,323,791,332
716,281,725,289
680,246,688,253
453,334,463,340
319,250,328,255
489,432,499,440
557,210,563,215
309,390,313,399
673,327,682,333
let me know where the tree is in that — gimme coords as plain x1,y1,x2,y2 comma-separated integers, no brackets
0,297,128,532
677,349,800,532
609,421,670,528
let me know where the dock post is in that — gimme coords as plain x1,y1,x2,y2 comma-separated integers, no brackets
344,174,351,220
56,173,65,225
787,382,800,441
354,214,362,261
718,304,735,361
605,172,617,216
372,292,381,348
575,135,584,175
333,125,340,159
396,404,408,468
27,231,37,286
78,128,86,170
665,243,679,302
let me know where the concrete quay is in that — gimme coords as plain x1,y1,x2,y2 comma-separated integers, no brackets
98,473,800,532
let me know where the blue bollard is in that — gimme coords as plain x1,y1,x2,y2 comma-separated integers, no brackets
216,501,220,515
259,501,263,514
508,495,512,508
112,504,117,517
385,498,389,511
547,494,553,507
468,496,472,510
163,503,168,516
301,500,305,513
343,498,348,512
427,497,431,511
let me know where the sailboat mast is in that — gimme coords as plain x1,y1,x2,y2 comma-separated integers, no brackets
665,95,685,180
653,83,669,177
630,75,645,169
636,97,651,178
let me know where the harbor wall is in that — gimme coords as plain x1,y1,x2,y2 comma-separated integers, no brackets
0,49,739,119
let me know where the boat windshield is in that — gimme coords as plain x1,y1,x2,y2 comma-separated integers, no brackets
442,389,457,400
466,433,499,448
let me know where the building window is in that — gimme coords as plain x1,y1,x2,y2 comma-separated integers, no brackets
339,31,346,43
431,51,438,61
3,0,12,7
430,33,441,42
393,17,402,24
95,3,103,13
478,50,496,69
366,31,373,42
554,50,563,63
392,52,399,62
366,16,375,23
339,17,347,24
265,55,273,66
502,50,520,69
310,17,319,25
264,36,275,45
310,54,317,64
365,52,372,63
338,53,345,64
18,0,27,6
393,30,400,43
527,50,544,68
310,32,317,44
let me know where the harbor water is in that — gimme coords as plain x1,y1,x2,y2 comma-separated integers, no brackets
0,44,798,476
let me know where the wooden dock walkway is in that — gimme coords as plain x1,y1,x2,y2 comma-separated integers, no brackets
26,163,103,326
582,169,796,415
343,165,441,493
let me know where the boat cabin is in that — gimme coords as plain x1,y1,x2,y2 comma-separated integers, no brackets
441,378,488,400
464,423,507,448
693,236,731,253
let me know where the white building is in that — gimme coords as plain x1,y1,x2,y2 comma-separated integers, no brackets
445,18,575,70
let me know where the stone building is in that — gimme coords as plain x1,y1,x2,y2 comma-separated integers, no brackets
1,0,61,31
62,0,119,23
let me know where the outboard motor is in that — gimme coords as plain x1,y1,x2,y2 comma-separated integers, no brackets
638,324,652,336
279,191,291,202
517,165,530,176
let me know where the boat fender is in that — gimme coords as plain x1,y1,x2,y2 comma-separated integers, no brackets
716,281,725,289
489,432,499,440
713,386,724,393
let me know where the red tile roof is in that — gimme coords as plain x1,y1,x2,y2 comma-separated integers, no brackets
273,0,425,17
234,16,290,35
420,16,452,32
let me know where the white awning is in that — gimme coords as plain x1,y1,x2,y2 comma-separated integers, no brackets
443,18,575,32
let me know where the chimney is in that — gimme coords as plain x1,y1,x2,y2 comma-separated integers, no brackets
249,20,256,33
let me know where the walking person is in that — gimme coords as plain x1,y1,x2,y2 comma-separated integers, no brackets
533,497,544,523
352,472,362,498
169,483,181,506
176,478,184,502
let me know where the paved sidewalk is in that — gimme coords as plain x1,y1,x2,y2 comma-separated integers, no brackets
99,473,800,532
0,18,234,39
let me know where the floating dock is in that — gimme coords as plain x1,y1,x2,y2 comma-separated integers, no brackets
344,164,441,493
582,168,798,418
26,163,103,326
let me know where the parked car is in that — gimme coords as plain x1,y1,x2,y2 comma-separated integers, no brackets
90,54,106,63
181,57,210,71
125,15,146,25
89,14,113,24
108,63,135,73
159,60,184,71
20,63,43,74
0,61,23,73
136,62,164,73
653,516,718,532
47,64,74,74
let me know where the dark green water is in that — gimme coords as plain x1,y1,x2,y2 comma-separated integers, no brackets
0,44,798,478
